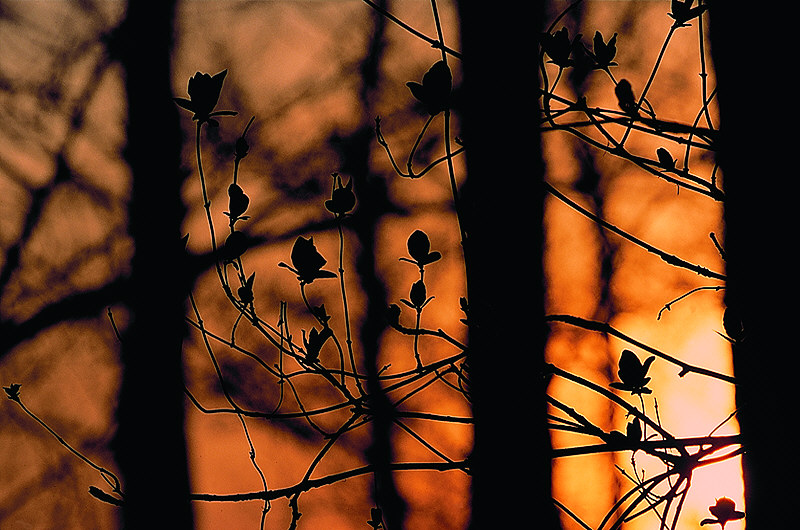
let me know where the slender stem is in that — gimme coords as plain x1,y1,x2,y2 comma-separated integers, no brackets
297,283,362,405
553,497,594,530
443,108,467,246
303,415,362,484
407,115,434,177
621,24,678,146
106,307,123,342
336,219,365,395
189,292,270,520
657,285,725,320
232,158,241,188
360,0,461,59
413,308,423,369
195,122,229,293
546,183,726,281
191,460,469,503
696,9,715,129
393,417,455,463
196,122,215,250
429,0,467,248
13,397,122,497
375,116,464,179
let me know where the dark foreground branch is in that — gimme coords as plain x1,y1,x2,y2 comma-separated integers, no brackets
191,460,469,503
546,314,736,384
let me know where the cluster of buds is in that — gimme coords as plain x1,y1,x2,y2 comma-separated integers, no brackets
387,229,443,331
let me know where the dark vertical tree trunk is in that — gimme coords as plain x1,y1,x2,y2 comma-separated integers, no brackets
709,5,799,526
457,1,560,528
111,1,194,527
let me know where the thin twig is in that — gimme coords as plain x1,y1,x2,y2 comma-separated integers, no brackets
547,314,735,384
546,183,726,281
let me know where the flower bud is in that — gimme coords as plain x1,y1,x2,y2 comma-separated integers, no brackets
409,279,427,309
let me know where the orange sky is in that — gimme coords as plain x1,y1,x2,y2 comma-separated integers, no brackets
0,1,742,529
543,2,742,529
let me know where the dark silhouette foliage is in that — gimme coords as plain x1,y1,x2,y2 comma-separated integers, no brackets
174,69,237,126
4,0,787,528
406,60,452,116
609,349,655,396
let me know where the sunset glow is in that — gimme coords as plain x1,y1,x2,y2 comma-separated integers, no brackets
543,1,742,529
0,1,744,529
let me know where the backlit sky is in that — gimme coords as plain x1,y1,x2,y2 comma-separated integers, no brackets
0,1,741,529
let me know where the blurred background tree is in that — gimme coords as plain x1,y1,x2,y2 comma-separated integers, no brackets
2,1,473,527
2,0,783,529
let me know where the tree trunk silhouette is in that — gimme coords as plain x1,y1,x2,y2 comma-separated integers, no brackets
709,5,798,526
458,1,560,528
111,1,194,527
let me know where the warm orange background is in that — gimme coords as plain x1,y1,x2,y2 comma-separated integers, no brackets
544,2,742,530
0,1,740,529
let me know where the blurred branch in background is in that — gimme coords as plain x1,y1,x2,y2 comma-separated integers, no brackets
3,0,782,529
539,1,749,529
2,0,472,528
1,2,127,527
